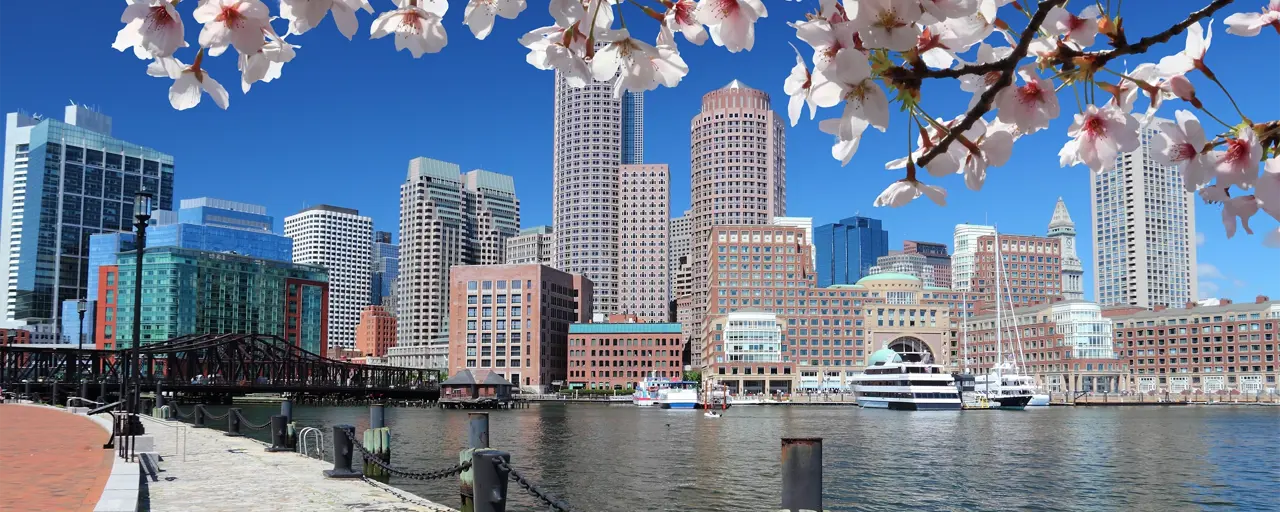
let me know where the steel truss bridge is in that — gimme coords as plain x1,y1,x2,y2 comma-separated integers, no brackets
0,333,440,402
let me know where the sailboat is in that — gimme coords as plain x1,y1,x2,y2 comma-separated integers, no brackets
972,231,1034,410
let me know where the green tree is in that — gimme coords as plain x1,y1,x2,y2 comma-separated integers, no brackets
683,370,702,384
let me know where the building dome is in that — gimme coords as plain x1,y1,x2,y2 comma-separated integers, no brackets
868,348,902,366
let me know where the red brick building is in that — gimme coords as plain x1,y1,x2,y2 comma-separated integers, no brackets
448,264,593,392
0,328,32,345
567,314,683,389
355,305,397,358
1104,297,1280,395
969,233,1063,309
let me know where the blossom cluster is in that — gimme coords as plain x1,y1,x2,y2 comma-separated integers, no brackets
111,0,1280,245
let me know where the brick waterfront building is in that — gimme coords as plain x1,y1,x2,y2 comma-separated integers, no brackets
567,314,683,389
964,300,1126,393
1105,297,1279,395
355,305,397,358
448,264,593,392
968,233,1063,308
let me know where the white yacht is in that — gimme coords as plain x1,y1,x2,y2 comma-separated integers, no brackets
974,362,1035,409
853,349,961,410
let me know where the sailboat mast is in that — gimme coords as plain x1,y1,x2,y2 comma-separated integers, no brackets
961,292,969,373
994,231,1003,385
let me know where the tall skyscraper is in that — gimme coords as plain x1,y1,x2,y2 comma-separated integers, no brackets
505,226,554,265
371,230,399,306
689,80,786,360
619,163,669,321
1047,198,1084,301
2,105,175,328
1091,119,1197,308
902,241,952,288
398,157,521,348
667,210,692,299
814,216,889,286
284,205,374,350
552,72,644,315
952,223,997,291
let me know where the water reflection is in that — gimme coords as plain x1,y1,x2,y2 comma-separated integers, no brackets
198,404,1280,511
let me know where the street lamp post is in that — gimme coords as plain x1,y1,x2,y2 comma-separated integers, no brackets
77,297,87,351
127,189,153,433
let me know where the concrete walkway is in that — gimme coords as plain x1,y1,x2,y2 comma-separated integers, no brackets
0,404,115,512
141,415,455,511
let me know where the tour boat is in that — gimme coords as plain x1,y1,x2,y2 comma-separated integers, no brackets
852,349,961,410
632,376,674,407
657,381,700,409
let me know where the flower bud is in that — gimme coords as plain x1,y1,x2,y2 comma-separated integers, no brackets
1168,74,1202,108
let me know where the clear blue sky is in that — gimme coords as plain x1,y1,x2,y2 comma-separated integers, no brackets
1,1,1276,301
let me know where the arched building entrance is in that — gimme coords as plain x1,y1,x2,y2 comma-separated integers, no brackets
887,336,935,363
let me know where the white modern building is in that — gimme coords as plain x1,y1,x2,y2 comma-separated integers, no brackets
1047,197,1085,301
619,163,669,322
552,72,644,315
397,157,521,349
505,226,553,265
1091,118,1197,308
3,105,175,328
869,252,941,287
385,333,449,370
773,216,815,269
951,223,996,291
284,205,373,350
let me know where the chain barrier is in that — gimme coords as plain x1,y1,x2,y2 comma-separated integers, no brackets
495,459,577,512
234,410,272,430
172,406,194,419
342,429,471,480
204,409,231,420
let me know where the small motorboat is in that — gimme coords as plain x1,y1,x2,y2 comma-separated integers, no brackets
703,411,721,418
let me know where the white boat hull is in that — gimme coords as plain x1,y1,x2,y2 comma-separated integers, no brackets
1027,394,1050,406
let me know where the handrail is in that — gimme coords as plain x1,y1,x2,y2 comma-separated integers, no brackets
67,396,104,407
297,427,324,461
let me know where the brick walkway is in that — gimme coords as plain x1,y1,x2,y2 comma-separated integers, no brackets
0,405,115,512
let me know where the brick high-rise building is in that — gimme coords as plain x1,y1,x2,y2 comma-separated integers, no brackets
969,233,1063,309
668,210,692,300
568,314,683,389
964,300,1124,393
448,264,593,392
552,71,645,316
619,164,669,321
902,240,951,288
355,305,397,358
398,157,520,351
690,81,787,362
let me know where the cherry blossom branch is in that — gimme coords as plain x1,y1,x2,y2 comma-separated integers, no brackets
915,0,1068,167
1093,0,1236,69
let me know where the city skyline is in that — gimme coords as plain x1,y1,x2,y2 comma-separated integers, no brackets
0,1,1275,310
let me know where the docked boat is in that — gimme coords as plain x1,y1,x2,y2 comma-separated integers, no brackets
632,376,674,407
658,381,701,409
853,349,961,410
974,366,1034,410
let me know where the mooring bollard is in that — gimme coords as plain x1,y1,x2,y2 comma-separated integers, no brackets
780,437,823,512
280,399,293,424
225,408,242,436
266,415,289,452
460,412,492,512
472,449,511,512
24,381,30,400
80,381,89,403
51,383,58,406
98,381,106,404
370,403,385,429
193,404,207,427
323,424,361,479
155,382,164,410
362,426,392,479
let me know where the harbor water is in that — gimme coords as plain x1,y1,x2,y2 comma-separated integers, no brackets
208,403,1280,511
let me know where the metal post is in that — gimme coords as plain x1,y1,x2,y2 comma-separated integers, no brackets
80,381,89,405
266,415,290,452
323,425,361,478
280,399,293,424
225,408,242,436
131,217,146,417
370,403,385,429
98,380,106,404
472,450,511,512
51,382,58,406
461,412,491,512
781,438,823,512
23,381,30,400
155,381,164,410
193,405,206,427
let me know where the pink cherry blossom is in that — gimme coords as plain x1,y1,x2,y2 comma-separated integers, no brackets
1157,20,1212,77
919,0,980,21
592,29,686,98
1058,104,1140,172
238,28,298,93
1212,129,1263,189
783,44,818,126
666,0,708,45
958,43,1010,107
962,120,1014,191
791,17,856,74
113,0,187,59
1151,110,1212,192
464,0,527,40
193,0,271,56
147,55,229,110
520,0,592,84
1221,195,1260,238
819,117,869,166
1254,157,1280,220
1224,0,1280,37
695,0,768,52
809,50,890,137
852,0,923,52
874,179,948,207
370,1,449,58
278,0,374,39
1199,183,1230,204
994,66,1060,133
885,117,965,178
1044,5,1101,48
1166,74,1199,105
